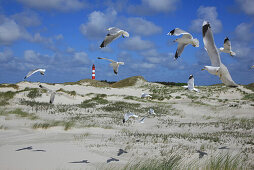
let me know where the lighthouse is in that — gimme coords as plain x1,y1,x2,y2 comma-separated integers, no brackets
92,64,95,80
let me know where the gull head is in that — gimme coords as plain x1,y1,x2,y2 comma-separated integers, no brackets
219,47,224,52
189,75,193,79
117,62,124,65
122,31,129,38
192,38,199,47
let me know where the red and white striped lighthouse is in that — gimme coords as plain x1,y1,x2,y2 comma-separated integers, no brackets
92,64,95,80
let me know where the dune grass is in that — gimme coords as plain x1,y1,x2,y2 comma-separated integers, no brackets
0,108,38,120
27,88,42,99
121,153,248,170
32,120,75,130
56,88,76,96
0,91,16,106
0,84,19,90
111,76,145,88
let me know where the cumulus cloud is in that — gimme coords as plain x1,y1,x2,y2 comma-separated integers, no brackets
24,50,41,63
119,36,154,51
17,0,86,12
0,48,13,62
128,0,181,15
11,10,41,27
127,17,162,36
73,52,90,65
0,16,30,45
80,9,117,39
190,6,222,33
236,0,254,15
234,23,253,42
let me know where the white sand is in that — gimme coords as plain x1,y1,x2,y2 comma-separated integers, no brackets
0,80,253,169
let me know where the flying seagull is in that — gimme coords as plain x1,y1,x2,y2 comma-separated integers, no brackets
97,57,124,75
24,69,46,79
196,150,207,158
148,108,156,115
117,149,127,156
167,28,199,59
139,117,146,123
183,75,199,92
39,85,56,104
123,112,138,123
141,93,152,98
100,27,129,48
219,37,236,56
107,157,119,163
202,21,237,87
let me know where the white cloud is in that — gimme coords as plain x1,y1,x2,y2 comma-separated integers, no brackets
234,23,253,42
190,6,222,33
24,50,40,63
0,48,13,62
0,16,30,45
55,34,64,40
17,0,86,12
119,36,154,51
127,17,162,36
236,0,254,15
128,0,181,15
73,52,90,65
11,10,41,27
80,9,117,39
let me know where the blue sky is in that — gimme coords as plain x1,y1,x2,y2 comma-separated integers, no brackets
0,0,253,85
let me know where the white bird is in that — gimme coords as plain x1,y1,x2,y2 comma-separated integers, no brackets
167,28,199,59
100,27,129,48
251,65,254,69
183,75,199,92
97,57,124,75
148,108,156,115
141,93,152,98
219,37,236,56
24,69,46,79
202,21,237,87
123,112,138,123
39,85,56,104
139,117,146,123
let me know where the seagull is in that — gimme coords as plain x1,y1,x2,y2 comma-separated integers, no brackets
196,150,207,158
148,108,156,115
183,75,199,92
100,27,129,48
139,117,146,123
39,85,56,104
202,21,237,87
117,149,127,156
167,28,199,59
107,157,119,163
219,37,236,56
141,93,152,98
123,112,138,123
97,57,124,75
24,69,46,79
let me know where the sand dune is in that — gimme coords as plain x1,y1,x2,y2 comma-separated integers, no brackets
0,77,253,169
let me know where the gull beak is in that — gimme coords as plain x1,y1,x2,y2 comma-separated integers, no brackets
201,68,205,71
122,35,125,38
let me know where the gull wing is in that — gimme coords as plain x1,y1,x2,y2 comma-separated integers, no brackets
182,34,193,39
139,117,146,123
110,63,119,74
50,92,56,104
97,57,116,63
219,64,238,87
223,37,231,51
24,69,41,79
202,21,221,67
168,28,192,37
107,27,122,35
175,43,187,59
